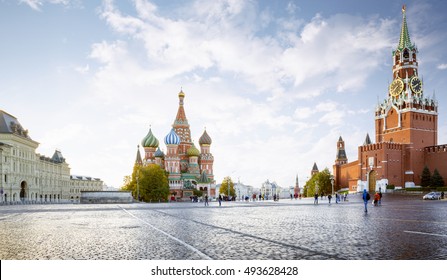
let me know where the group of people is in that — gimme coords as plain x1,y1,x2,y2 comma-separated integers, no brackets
362,189,382,212
314,192,348,204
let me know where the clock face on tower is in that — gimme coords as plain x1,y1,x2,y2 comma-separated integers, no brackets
410,76,422,94
389,79,404,97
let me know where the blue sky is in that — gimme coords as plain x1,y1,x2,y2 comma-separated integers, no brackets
2,0,447,189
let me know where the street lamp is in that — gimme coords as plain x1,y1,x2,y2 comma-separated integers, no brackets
330,176,334,196
227,177,231,200
136,169,140,202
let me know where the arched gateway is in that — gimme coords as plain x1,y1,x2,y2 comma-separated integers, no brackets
20,181,28,202
368,170,376,193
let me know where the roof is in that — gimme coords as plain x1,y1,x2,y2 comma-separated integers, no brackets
199,170,210,183
70,175,102,181
397,5,414,51
364,133,372,145
51,150,66,163
336,149,347,160
0,110,33,140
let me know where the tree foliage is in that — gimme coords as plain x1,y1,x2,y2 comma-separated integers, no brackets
121,164,169,202
219,176,235,197
420,166,431,188
431,168,445,187
303,168,332,197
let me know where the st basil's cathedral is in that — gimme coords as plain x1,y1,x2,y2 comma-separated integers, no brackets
136,90,215,200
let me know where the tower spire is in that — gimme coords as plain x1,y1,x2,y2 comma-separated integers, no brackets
135,145,143,166
398,5,413,50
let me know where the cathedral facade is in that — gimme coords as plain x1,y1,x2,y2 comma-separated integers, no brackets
137,90,215,199
333,6,447,193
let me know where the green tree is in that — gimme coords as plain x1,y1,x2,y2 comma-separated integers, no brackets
420,166,431,188
431,168,445,187
139,164,170,202
219,176,235,197
121,164,140,199
303,168,333,197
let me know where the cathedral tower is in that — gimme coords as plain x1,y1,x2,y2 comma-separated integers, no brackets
172,90,193,173
141,127,159,164
198,129,214,182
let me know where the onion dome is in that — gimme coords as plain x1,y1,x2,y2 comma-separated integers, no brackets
141,128,159,148
187,143,200,157
178,89,185,98
164,128,180,145
199,129,212,145
154,147,165,158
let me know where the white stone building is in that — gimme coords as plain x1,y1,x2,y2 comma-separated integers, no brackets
0,110,103,204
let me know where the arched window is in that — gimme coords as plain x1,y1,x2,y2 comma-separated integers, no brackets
403,49,409,60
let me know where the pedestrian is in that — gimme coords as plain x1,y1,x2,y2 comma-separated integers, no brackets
204,195,209,206
335,193,339,204
290,193,293,200
373,192,380,206
363,189,370,212
314,193,319,205
218,195,222,206
328,194,332,204
441,191,444,200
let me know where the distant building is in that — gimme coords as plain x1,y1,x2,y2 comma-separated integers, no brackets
234,181,253,200
260,179,281,199
0,110,103,204
333,6,447,192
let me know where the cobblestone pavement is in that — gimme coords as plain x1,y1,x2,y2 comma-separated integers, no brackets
1,193,446,260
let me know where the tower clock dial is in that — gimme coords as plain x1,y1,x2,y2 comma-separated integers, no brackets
410,76,422,94
389,79,404,97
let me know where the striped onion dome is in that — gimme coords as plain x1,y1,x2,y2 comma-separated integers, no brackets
154,147,165,158
141,128,159,148
164,128,180,145
199,129,212,145
187,143,200,157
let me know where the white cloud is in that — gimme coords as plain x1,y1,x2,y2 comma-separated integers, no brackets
19,0,72,11
77,0,398,188
437,63,447,70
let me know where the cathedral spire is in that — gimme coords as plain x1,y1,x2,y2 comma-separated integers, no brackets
135,145,143,166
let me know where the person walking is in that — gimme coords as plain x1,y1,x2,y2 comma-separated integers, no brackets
204,195,209,206
218,195,222,206
314,193,319,205
378,191,382,205
328,194,332,204
363,189,370,212
373,192,380,206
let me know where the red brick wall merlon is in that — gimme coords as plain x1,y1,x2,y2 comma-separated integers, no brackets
424,144,447,183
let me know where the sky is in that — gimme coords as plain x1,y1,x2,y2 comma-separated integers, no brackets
1,0,447,190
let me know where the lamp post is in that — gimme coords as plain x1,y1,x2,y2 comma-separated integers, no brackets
227,177,231,200
330,176,334,196
136,169,140,202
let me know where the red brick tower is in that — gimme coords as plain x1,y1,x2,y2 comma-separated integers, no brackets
374,5,438,185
